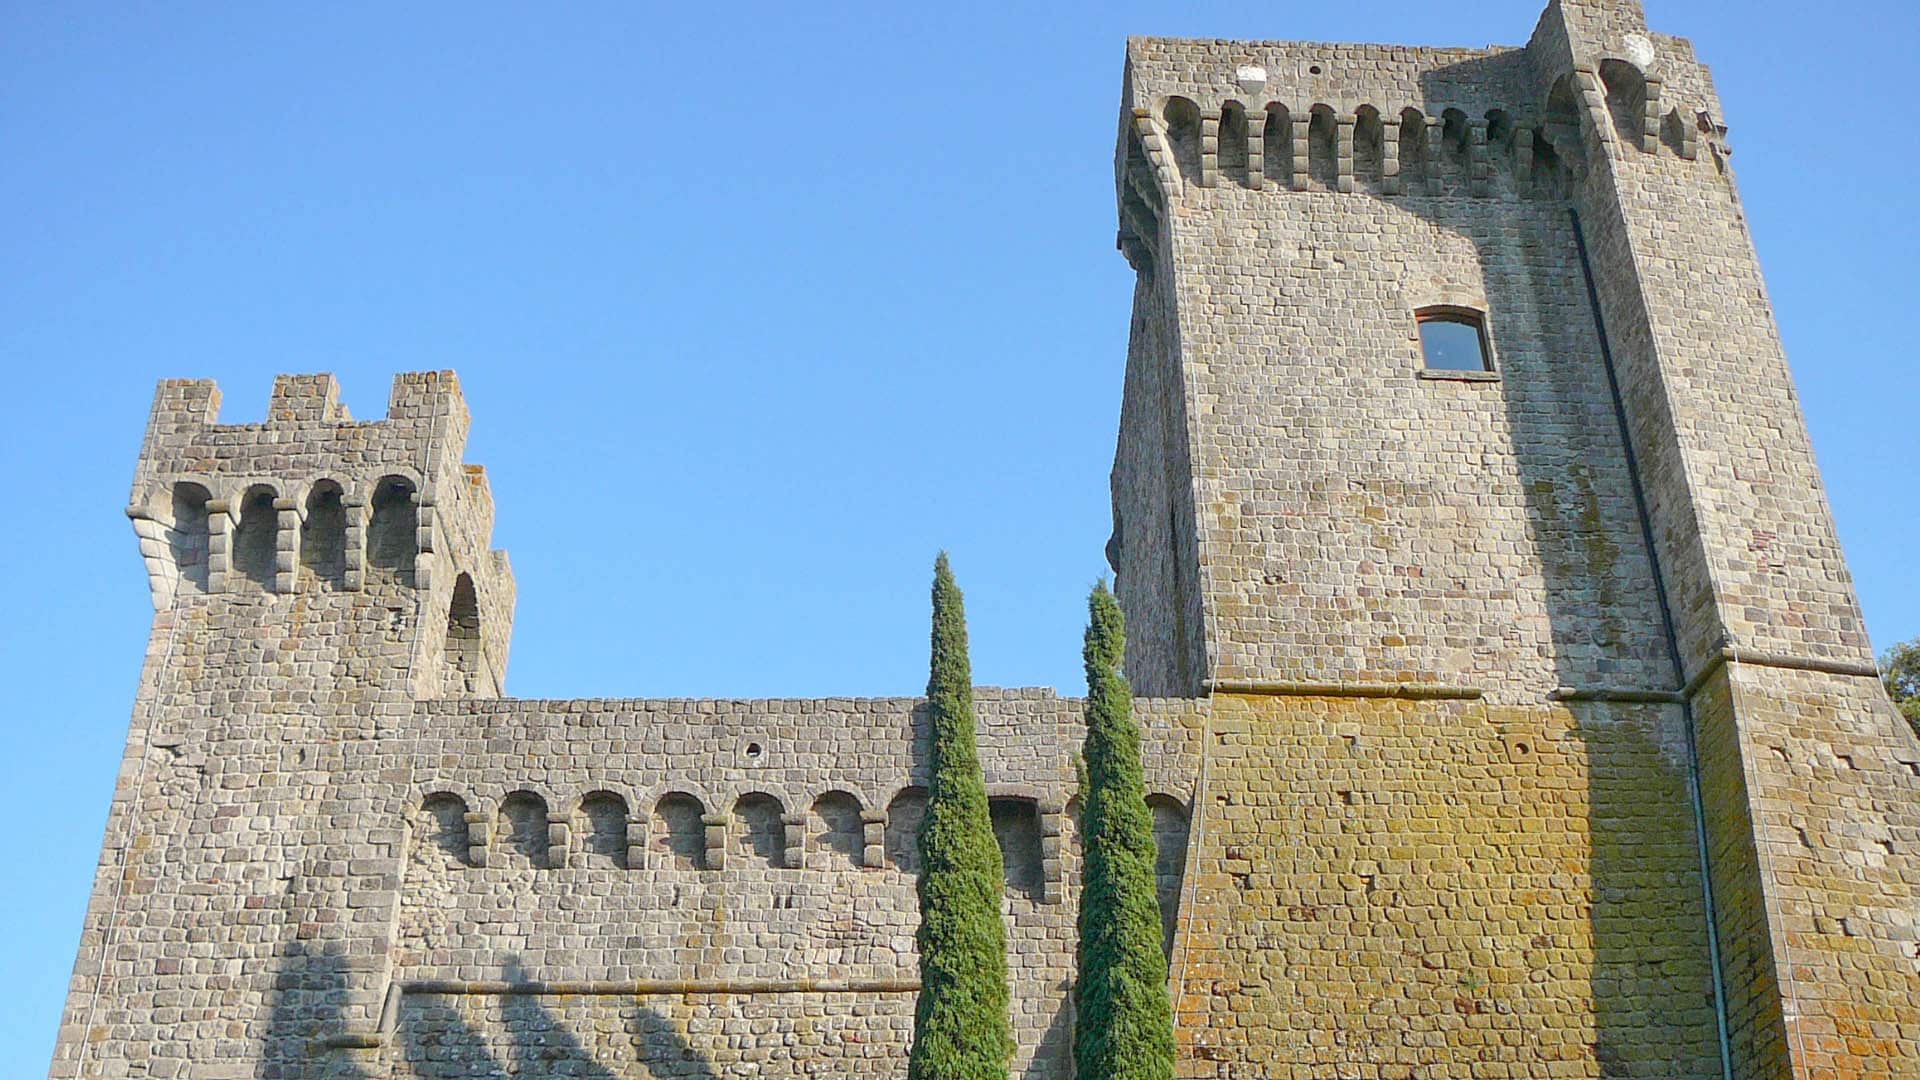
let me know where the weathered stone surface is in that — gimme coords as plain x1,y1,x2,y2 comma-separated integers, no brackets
49,1,1920,1077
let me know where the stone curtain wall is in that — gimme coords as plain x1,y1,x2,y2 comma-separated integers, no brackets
1170,693,1721,1077
315,693,1200,1078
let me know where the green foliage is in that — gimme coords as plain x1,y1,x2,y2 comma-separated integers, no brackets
908,553,1014,1080
1882,638,1920,737
1073,582,1177,1080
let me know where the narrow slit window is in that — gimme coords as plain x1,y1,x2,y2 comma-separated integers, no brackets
1416,308,1492,372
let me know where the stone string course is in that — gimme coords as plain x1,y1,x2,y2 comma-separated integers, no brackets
49,0,1920,1077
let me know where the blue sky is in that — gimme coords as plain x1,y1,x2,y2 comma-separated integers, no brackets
2,0,1914,1065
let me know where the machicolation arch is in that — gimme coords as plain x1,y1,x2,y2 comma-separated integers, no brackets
167,481,212,595
653,793,708,870
1162,96,1203,187
884,787,928,874
230,485,279,592
367,475,418,585
499,790,552,869
579,791,630,869
812,791,865,871
417,793,475,870
990,796,1044,902
733,792,788,869
1307,104,1338,190
299,480,348,590
443,573,482,696
1146,794,1191,956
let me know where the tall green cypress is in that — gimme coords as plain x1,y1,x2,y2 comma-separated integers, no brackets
1074,582,1176,1079
909,553,1014,1080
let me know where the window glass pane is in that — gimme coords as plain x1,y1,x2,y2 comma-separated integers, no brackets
1418,317,1488,370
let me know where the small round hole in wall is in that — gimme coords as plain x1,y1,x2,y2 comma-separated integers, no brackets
745,742,763,759
1309,64,1323,75
1514,741,1532,756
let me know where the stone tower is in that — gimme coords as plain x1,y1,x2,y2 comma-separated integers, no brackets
48,1,1920,1078
53,372,519,1078
1112,0,1920,1075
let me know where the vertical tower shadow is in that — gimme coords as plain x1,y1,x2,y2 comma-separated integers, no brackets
257,943,371,1080
388,958,718,1078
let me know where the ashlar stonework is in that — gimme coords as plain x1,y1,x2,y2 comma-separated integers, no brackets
49,1,1920,1077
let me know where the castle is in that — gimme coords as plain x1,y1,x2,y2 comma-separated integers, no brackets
48,0,1920,1077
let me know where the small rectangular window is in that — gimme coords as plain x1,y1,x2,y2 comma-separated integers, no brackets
1416,308,1492,372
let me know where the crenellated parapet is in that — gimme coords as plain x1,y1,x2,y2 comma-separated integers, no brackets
1116,8,1725,264
125,370,516,695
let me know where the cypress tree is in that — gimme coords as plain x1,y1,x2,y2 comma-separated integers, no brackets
1074,581,1177,1079
909,553,1014,1080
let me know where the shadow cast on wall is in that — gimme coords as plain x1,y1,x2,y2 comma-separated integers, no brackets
261,949,718,1079
1408,54,1723,1076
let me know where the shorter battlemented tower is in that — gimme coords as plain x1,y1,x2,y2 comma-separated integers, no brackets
49,2,1920,1078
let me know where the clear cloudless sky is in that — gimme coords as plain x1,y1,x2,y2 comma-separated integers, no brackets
2,0,1914,1064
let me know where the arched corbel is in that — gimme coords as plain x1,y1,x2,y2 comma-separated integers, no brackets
1289,112,1311,191
1381,115,1402,195
547,813,572,870
127,506,174,611
1039,799,1067,903
1336,115,1356,193
702,812,728,871
465,807,492,868
1426,117,1446,195
1469,120,1491,197
341,493,367,591
860,809,886,870
412,490,435,592
1199,110,1220,188
204,499,234,594
1245,110,1265,190
1640,77,1664,153
1131,109,1182,198
1572,67,1616,152
781,812,807,869
273,497,302,594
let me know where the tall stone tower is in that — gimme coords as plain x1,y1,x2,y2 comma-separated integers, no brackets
1111,0,1920,1075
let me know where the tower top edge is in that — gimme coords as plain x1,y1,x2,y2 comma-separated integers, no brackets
143,369,467,431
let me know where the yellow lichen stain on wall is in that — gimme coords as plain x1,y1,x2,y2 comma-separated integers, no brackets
1172,692,1719,1078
